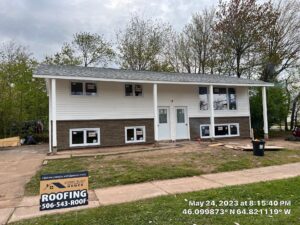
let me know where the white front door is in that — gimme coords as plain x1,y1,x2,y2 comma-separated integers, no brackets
175,106,189,139
158,107,170,140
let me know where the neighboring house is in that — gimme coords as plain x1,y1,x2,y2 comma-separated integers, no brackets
34,65,273,152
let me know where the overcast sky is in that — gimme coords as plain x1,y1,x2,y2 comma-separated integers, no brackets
0,0,217,61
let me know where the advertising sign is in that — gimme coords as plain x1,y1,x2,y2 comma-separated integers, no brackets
40,171,88,211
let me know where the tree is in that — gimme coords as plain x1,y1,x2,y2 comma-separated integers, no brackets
73,32,115,67
45,32,115,67
0,41,48,138
259,0,300,82
215,0,277,78
44,43,81,66
117,16,171,71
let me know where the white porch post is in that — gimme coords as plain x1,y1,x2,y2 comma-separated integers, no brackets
153,83,158,142
51,79,57,151
209,85,215,139
262,86,269,139
48,79,52,153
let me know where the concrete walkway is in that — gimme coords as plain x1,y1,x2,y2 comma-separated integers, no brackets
3,162,300,224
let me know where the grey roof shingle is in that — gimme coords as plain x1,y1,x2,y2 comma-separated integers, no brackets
34,64,273,86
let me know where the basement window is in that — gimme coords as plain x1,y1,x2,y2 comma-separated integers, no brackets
125,84,143,96
200,123,240,138
70,128,100,147
125,126,146,143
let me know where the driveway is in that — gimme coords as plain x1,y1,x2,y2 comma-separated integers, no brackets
0,145,47,209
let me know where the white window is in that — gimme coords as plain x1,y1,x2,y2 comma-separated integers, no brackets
213,87,237,110
200,123,239,138
199,87,208,110
125,126,146,143
71,82,97,96
125,84,143,96
70,128,100,147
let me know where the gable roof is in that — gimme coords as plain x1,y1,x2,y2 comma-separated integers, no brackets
34,64,273,87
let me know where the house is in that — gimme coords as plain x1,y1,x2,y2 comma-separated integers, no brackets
33,65,273,152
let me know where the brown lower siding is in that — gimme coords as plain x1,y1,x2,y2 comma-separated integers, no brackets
189,116,250,140
57,119,154,150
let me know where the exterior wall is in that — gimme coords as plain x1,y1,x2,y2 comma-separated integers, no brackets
189,116,250,140
56,80,154,120
57,119,154,150
55,80,250,121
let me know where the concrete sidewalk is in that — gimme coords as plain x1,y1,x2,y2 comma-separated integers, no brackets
3,162,300,224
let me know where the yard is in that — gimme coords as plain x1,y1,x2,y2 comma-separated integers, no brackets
25,139,300,196
15,176,300,225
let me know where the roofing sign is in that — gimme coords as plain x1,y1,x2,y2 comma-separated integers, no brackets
40,171,88,211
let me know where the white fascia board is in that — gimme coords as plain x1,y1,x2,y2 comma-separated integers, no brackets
33,74,274,87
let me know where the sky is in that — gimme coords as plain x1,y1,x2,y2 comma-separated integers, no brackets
0,0,217,61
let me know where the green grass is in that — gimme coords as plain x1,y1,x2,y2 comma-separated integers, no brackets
25,147,300,196
15,176,300,225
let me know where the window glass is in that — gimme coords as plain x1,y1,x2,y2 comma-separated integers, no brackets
86,130,98,143
228,88,236,110
136,128,144,141
215,125,229,136
72,131,84,144
135,85,143,96
230,125,238,135
201,126,210,137
125,84,133,96
126,128,135,141
199,87,208,110
159,109,168,123
177,109,185,123
213,88,228,110
71,82,83,95
86,83,97,96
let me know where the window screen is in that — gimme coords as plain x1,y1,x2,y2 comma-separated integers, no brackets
126,128,135,141
86,83,97,96
125,84,133,96
215,125,229,136
213,88,228,110
135,85,143,96
201,126,210,137
71,82,83,95
71,131,84,144
199,87,208,110
136,128,144,141
228,88,236,110
230,125,238,135
86,130,98,143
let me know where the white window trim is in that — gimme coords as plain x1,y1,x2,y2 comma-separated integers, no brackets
124,83,144,97
125,126,146,143
69,128,100,147
70,81,98,96
200,123,240,138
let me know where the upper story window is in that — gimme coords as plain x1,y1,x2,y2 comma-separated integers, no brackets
125,84,143,96
213,87,236,110
199,87,208,110
71,82,97,96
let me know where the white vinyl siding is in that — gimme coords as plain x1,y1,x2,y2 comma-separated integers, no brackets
55,80,250,120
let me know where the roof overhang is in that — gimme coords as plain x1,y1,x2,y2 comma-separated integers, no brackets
33,74,274,87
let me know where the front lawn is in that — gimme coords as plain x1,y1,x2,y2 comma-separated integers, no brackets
16,176,300,225
25,143,300,196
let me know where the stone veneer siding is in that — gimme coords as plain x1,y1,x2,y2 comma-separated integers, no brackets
57,119,154,150
189,116,250,140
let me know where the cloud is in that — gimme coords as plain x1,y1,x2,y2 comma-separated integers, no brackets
0,0,217,61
